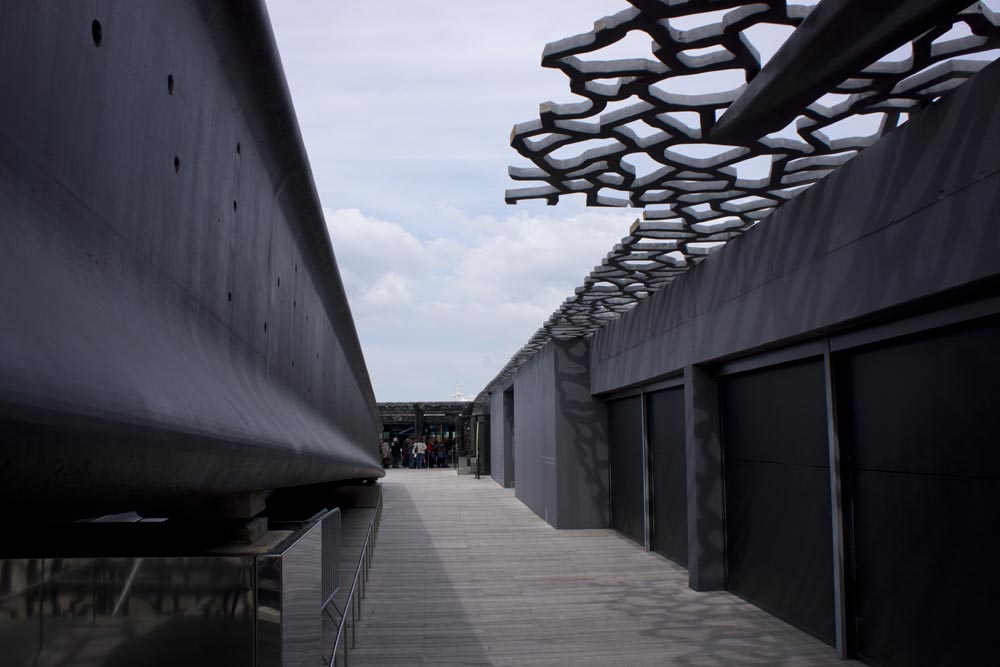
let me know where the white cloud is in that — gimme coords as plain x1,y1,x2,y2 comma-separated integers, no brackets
267,0,639,400
361,273,412,306
324,206,634,400
265,2,822,401
267,0,631,226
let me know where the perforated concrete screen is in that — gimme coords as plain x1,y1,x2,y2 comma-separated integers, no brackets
479,0,1000,396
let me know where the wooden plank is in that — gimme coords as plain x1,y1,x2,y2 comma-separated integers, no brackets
352,469,855,666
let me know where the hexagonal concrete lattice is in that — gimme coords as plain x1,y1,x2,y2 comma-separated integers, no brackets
481,0,1000,394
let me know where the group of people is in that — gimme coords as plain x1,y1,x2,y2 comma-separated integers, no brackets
380,436,452,469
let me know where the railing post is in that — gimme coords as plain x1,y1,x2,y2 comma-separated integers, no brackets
328,489,381,666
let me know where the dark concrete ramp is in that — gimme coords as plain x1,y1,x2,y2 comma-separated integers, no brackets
0,1,382,518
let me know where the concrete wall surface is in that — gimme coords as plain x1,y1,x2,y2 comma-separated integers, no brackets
513,346,556,522
0,1,382,518
491,339,608,529
552,338,608,529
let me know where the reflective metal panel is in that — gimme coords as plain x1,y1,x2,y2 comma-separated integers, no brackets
256,555,283,667
0,558,44,665
280,523,323,667
255,522,325,667
0,557,254,666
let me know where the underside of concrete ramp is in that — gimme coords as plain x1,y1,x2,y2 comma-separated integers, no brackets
0,1,383,519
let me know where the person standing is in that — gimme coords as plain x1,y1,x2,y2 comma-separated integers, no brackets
414,437,427,469
390,438,402,468
380,440,390,468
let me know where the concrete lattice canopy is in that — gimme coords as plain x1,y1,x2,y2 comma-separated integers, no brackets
480,0,1000,398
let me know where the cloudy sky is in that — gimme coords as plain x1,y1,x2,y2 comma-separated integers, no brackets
265,1,638,401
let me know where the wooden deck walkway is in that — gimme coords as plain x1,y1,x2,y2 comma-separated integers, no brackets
352,469,852,666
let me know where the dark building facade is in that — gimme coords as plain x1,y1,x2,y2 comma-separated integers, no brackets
482,53,1000,667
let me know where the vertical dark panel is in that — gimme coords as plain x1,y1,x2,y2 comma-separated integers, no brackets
608,396,644,545
648,387,688,566
490,391,505,485
839,315,1000,667
504,388,516,487
684,365,725,591
720,357,835,644
478,416,491,476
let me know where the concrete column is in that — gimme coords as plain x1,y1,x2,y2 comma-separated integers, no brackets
414,403,424,439
502,388,516,488
823,343,849,658
684,365,725,591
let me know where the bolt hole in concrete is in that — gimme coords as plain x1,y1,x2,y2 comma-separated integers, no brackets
168,74,174,95
233,200,237,212
264,321,267,333
236,141,241,155
91,20,101,47
227,291,232,303
174,156,180,173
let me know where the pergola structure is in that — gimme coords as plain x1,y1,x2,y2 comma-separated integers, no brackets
479,0,1000,395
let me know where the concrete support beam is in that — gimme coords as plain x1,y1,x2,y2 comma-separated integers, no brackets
713,0,973,142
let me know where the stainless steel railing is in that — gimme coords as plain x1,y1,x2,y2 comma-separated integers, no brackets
327,489,383,667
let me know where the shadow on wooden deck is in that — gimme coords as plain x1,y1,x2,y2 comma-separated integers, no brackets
351,469,852,667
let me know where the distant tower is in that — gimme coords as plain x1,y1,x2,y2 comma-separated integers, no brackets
452,384,467,401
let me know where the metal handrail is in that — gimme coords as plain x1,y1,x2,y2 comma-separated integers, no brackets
321,508,343,612
327,488,383,667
